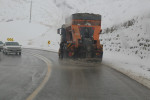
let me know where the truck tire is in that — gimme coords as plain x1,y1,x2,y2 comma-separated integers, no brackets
59,54,63,59
19,52,21,55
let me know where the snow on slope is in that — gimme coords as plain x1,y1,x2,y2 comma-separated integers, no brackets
101,15,150,59
0,21,48,45
1,0,150,28
0,0,30,22
24,26,60,51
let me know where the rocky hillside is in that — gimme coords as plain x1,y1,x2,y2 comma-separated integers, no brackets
101,14,150,59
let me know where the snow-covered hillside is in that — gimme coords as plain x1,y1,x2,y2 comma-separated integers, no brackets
1,0,150,27
101,15,150,59
0,0,150,56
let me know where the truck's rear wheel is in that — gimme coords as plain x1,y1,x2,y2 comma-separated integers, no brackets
59,54,63,59
63,50,67,58
19,52,21,55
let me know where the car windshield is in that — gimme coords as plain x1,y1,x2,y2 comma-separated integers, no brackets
0,41,3,44
5,42,19,46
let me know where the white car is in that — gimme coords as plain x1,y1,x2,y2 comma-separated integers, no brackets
3,42,22,55
0,41,3,52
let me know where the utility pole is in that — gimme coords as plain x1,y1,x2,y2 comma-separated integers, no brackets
29,0,32,23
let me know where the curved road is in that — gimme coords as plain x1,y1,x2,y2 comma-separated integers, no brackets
0,49,150,100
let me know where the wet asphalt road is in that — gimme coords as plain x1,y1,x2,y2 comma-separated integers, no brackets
0,49,150,100
0,50,47,100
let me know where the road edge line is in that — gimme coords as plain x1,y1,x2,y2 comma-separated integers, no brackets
26,54,52,100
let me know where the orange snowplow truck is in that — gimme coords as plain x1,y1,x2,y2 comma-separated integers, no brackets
58,13,103,61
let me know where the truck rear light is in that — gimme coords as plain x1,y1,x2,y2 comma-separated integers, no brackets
96,53,100,55
69,52,74,56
